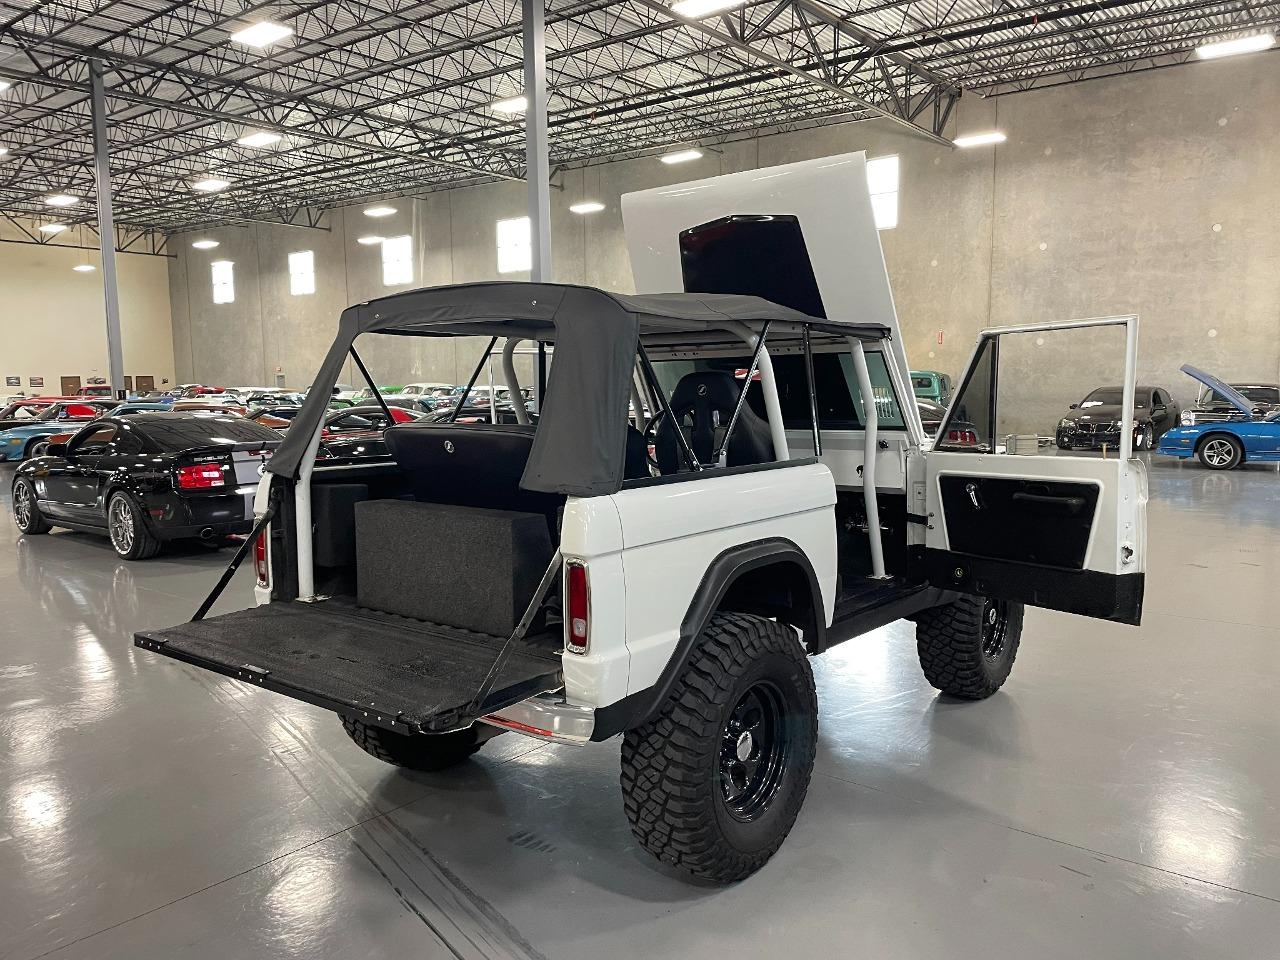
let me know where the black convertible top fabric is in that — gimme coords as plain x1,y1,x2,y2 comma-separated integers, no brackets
268,281,888,496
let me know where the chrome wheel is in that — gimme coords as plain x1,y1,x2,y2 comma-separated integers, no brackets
1202,438,1237,469
719,680,789,821
108,496,135,555
13,481,32,529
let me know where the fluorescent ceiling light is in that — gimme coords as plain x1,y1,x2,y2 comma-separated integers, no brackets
0,147,8,157
229,21,293,48
237,130,281,148
1196,33,1275,59
44,194,79,207
356,235,385,245
363,205,397,218
0,81,9,93
660,148,703,164
72,264,96,272
671,0,745,16
38,223,68,234
192,177,231,192
191,239,220,249
569,201,605,214
490,95,528,114
953,131,1007,148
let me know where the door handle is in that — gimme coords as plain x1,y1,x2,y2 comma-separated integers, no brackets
965,482,982,510
1012,491,1086,515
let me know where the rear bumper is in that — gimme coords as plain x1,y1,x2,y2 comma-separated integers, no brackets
141,487,255,540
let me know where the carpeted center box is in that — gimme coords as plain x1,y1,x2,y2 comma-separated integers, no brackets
354,499,554,637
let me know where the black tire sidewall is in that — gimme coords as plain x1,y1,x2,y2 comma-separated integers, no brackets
108,492,156,559
712,649,816,856
1198,435,1241,470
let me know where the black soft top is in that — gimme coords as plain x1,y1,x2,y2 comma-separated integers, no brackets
269,281,890,496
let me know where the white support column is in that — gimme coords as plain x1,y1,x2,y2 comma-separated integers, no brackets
89,60,126,400
523,0,551,282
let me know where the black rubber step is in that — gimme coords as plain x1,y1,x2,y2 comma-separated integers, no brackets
135,598,562,733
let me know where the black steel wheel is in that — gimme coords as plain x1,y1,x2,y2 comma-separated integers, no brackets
620,612,817,883
915,595,1024,699
11,478,50,534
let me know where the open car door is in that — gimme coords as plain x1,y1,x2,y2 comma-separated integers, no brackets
922,316,1147,625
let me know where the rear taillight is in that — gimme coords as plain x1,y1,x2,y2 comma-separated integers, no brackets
565,561,589,654
176,462,226,489
946,428,978,446
254,528,270,588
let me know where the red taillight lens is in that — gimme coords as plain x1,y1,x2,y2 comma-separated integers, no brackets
254,529,269,588
176,462,226,489
946,429,978,446
565,561,589,654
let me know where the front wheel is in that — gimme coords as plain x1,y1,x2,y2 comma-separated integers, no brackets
12,478,51,534
1198,435,1242,470
1134,423,1152,451
107,492,162,560
620,612,817,883
915,595,1024,699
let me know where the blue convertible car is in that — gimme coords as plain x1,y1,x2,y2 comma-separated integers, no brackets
1157,365,1280,470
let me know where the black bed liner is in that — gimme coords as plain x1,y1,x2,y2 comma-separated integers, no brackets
134,598,563,734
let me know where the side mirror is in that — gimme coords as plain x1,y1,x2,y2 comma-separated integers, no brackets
1068,402,1079,410
46,442,67,457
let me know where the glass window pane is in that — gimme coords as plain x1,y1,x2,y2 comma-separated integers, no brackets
496,216,531,273
381,235,413,286
938,337,995,451
288,250,315,295
211,260,235,304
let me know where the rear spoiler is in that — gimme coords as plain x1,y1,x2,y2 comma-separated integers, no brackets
179,439,282,457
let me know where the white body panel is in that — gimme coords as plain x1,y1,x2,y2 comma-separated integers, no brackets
557,463,838,709
924,452,1148,577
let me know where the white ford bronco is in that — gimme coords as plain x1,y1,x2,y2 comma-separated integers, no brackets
137,153,1147,883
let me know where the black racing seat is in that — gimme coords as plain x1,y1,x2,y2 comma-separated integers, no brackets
624,424,649,481
383,421,563,519
655,371,775,474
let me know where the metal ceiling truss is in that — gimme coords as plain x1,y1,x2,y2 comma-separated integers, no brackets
1,212,170,256
0,0,1275,231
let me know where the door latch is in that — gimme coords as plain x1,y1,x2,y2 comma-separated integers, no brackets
965,481,982,510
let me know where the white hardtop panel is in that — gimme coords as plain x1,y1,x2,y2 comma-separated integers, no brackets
621,152,916,420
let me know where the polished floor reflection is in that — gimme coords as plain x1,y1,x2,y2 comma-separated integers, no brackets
0,457,1276,959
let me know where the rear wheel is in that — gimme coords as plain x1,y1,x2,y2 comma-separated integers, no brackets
620,612,817,883
341,716,483,771
11,478,51,534
25,439,47,459
915,595,1023,699
107,492,162,560
1198,435,1242,470
1134,423,1153,450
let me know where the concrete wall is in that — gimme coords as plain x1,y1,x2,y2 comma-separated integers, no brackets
0,225,174,396
169,54,1280,431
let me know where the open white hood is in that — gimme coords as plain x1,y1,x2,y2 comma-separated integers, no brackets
620,151,912,394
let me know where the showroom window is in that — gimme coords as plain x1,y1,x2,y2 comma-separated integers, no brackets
211,260,235,304
496,216,531,274
381,234,413,286
288,250,315,295
866,155,899,230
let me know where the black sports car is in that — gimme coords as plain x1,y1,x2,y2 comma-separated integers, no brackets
1055,385,1180,451
11,413,280,560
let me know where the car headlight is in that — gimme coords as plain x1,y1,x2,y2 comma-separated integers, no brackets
1059,418,1073,429
1180,410,1194,426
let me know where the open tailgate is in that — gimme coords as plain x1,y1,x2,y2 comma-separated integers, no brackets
135,599,563,733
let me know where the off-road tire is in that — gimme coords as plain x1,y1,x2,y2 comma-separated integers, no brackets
620,612,817,883
1197,434,1243,470
341,716,483,771
915,595,1024,699
11,478,51,534
107,491,162,560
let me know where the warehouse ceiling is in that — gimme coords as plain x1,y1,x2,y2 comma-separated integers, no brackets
0,0,1275,234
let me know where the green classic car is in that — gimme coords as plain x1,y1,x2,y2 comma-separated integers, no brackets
909,369,952,406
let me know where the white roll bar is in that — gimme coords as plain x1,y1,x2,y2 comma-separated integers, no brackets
723,320,790,461
848,337,887,580
501,338,532,426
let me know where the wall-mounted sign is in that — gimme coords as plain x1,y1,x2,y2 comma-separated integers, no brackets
5,376,19,387
29,376,44,387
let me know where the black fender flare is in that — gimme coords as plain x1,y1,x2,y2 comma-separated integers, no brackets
591,537,826,740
